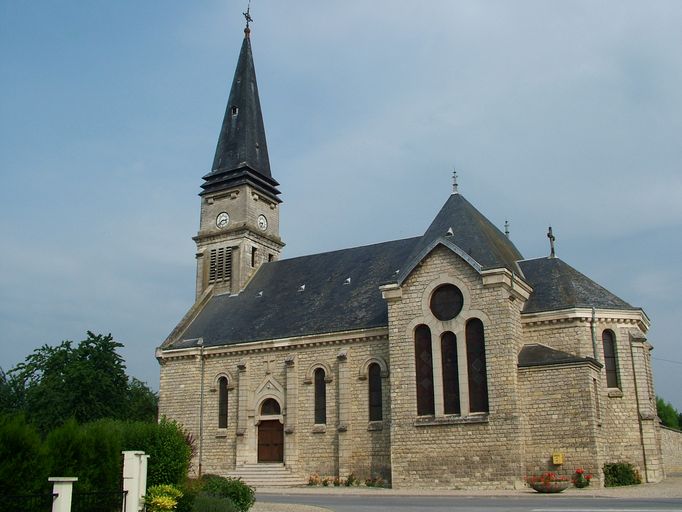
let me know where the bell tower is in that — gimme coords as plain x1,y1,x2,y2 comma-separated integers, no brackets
194,23,284,299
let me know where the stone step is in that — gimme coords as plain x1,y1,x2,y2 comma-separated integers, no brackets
225,464,305,488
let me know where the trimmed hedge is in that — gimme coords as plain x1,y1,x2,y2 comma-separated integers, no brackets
0,414,191,493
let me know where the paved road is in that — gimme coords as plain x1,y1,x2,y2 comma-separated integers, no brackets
256,493,682,512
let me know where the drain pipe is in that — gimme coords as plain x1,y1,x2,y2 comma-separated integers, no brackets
198,338,205,477
590,307,599,361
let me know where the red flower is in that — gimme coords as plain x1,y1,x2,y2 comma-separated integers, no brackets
576,468,584,475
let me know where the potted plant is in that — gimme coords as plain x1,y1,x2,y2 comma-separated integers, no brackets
527,472,571,493
573,468,592,488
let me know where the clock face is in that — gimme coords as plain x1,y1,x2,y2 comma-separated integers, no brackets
257,214,268,231
216,212,230,229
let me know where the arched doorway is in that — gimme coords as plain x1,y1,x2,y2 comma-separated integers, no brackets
258,399,284,463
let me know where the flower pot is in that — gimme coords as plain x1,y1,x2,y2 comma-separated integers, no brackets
530,480,570,493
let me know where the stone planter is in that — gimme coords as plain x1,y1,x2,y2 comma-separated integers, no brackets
530,480,570,493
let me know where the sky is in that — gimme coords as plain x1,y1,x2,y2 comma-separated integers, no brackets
1,1,681,409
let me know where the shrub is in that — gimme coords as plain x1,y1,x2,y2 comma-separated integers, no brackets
200,475,255,512
145,484,183,512
122,418,191,486
176,478,204,512
345,473,357,486
308,473,321,486
192,494,239,512
603,463,641,487
0,414,47,494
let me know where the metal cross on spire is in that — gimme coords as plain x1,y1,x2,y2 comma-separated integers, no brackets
243,0,253,28
452,169,459,194
547,226,556,258
504,220,510,238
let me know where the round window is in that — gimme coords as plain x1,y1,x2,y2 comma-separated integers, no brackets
429,284,464,321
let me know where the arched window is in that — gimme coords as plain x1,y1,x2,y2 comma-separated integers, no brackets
314,367,326,424
260,398,281,416
415,324,435,416
441,331,460,415
466,318,489,413
602,330,620,388
218,376,228,428
368,363,383,421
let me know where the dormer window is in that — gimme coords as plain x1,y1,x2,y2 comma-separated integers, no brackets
231,105,239,116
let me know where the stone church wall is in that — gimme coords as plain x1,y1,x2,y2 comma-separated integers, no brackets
158,333,392,481
518,363,601,482
387,246,526,489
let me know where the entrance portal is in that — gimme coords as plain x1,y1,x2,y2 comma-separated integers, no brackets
258,420,284,463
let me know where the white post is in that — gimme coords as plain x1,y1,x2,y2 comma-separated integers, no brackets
122,451,147,512
49,477,77,512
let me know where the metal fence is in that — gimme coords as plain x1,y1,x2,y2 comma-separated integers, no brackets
0,493,57,512
71,490,127,512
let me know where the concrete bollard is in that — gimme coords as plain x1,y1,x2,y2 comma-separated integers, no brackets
49,477,77,512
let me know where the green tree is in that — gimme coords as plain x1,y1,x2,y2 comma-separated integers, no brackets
0,368,25,414
10,332,129,432
656,396,681,429
126,377,159,422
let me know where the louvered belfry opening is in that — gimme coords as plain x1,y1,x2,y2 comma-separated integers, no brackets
209,247,233,284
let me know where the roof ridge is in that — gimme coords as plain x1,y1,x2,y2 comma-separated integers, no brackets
275,236,421,264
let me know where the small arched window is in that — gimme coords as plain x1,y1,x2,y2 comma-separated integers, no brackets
314,368,326,424
218,376,229,428
441,331,460,415
415,324,435,416
260,398,281,416
368,363,383,421
466,318,489,413
602,330,620,388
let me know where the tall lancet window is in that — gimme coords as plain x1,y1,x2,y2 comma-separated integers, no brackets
218,376,229,428
466,318,489,413
441,331,460,415
602,330,620,389
368,363,383,421
415,324,435,416
314,368,326,424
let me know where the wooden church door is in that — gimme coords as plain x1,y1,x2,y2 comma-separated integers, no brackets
258,420,284,462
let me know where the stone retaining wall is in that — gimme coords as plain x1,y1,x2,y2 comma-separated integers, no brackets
661,426,682,473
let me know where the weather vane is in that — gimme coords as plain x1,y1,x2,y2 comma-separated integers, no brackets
243,0,253,28
452,168,459,194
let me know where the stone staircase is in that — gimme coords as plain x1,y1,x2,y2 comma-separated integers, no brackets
226,463,304,488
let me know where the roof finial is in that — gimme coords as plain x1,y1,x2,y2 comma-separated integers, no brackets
243,0,253,34
452,168,459,194
547,226,556,258
504,219,510,238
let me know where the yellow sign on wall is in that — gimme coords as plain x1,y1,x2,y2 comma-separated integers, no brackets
552,452,564,465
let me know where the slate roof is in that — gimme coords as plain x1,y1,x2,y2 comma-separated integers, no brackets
167,237,419,349
399,193,524,283
201,28,280,201
518,257,636,314
518,343,601,368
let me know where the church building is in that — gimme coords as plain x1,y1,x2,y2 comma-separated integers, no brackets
157,22,664,489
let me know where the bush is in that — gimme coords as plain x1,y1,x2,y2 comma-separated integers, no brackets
192,494,239,512
44,418,121,492
122,418,191,486
201,475,255,512
0,414,47,494
604,463,641,487
145,484,183,512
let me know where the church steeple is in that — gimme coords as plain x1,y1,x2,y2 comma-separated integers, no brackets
193,20,284,299
201,25,280,203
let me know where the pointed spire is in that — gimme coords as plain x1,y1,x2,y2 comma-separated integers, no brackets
201,18,280,202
